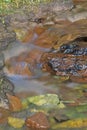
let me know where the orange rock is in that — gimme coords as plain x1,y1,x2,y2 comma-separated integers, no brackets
5,54,33,77
5,48,43,77
23,25,47,43
6,94,22,112
35,30,58,48
25,49,43,63
25,112,50,130
22,29,35,43
34,25,47,35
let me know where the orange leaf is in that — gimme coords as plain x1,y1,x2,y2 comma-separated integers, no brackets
7,94,22,112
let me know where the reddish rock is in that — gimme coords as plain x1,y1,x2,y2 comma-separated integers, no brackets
22,25,47,43
5,49,43,77
25,112,50,130
34,25,47,36
34,29,58,49
22,29,35,43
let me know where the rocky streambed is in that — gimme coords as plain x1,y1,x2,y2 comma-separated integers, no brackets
0,0,87,130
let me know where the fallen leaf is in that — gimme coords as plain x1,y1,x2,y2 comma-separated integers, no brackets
22,94,65,112
7,94,22,112
8,117,25,128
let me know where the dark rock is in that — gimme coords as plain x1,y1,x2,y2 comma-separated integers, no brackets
83,89,87,93
60,43,79,54
54,114,69,123
48,57,87,76
59,39,87,56
41,51,87,82
74,63,87,71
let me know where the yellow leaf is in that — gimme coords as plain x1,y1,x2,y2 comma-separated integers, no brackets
8,117,25,128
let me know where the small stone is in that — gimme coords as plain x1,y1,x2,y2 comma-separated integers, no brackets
25,112,50,129
54,114,69,123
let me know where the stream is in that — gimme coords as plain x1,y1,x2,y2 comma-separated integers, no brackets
0,0,87,130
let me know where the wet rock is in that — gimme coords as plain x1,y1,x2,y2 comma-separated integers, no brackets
40,52,87,82
25,112,50,130
22,25,46,43
39,19,87,83
35,28,58,48
52,19,87,51
60,43,78,53
59,40,87,56
54,114,69,123
5,54,33,77
5,49,43,77
49,57,87,77
22,29,36,43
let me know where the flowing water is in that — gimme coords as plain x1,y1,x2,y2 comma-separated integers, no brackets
2,32,87,130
